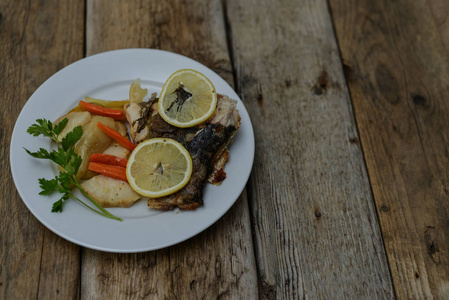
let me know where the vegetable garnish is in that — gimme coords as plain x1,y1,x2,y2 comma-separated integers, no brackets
79,100,125,120
90,153,128,168
88,162,128,182
97,122,136,151
84,96,128,110
24,118,122,221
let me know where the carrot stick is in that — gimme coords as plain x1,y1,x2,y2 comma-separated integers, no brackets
88,162,128,182
97,122,136,151
79,100,124,120
90,153,128,168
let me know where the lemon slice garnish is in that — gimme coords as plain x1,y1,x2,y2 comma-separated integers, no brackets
158,69,217,128
126,138,192,198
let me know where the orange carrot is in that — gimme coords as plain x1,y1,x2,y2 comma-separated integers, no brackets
90,153,128,168
79,100,124,120
88,162,128,182
97,122,136,151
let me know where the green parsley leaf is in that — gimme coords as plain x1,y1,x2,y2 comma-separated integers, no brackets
51,198,64,213
38,178,59,195
53,118,68,135
57,172,72,192
25,118,122,221
65,152,82,175
27,119,54,138
61,125,83,151
50,147,69,167
24,147,52,159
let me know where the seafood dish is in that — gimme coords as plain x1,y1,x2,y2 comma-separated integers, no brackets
125,93,241,210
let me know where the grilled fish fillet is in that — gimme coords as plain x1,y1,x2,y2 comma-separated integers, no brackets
124,94,241,210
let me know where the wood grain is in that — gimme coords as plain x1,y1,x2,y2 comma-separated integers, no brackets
329,0,449,298
82,0,258,298
0,0,84,299
428,0,449,54
225,0,394,298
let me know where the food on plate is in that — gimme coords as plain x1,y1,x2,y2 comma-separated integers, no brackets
84,96,128,109
158,69,218,128
125,92,158,144
97,121,136,151
114,121,128,137
129,78,148,103
79,100,125,120
25,69,240,218
72,115,116,179
124,93,240,210
81,175,140,207
126,138,193,198
90,153,128,168
67,97,128,114
25,118,122,221
26,100,136,220
88,162,128,182
53,111,91,142
102,141,131,159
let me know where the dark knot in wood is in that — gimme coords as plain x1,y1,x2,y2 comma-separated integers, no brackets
312,71,328,95
380,205,389,212
349,137,359,144
424,226,440,263
343,63,353,80
257,93,263,105
411,93,428,108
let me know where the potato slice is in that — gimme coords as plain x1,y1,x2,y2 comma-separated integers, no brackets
53,111,91,142
103,142,131,159
81,175,141,207
114,121,128,137
74,115,115,179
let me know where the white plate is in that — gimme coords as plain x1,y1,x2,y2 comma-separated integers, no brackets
10,49,254,253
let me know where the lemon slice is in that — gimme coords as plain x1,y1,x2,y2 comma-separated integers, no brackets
129,78,148,103
158,69,217,128
126,138,192,198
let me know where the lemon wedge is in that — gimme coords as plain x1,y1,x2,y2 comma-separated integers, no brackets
129,78,148,103
158,69,217,128
126,138,192,198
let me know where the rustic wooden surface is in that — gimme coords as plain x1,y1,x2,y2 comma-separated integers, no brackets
2,0,448,299
329,0,449,298
226,0,394,298
0,1,83,299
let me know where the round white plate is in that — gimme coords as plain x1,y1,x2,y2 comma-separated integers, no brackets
10,49,254,253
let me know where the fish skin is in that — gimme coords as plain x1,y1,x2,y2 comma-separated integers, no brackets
125,94,241,210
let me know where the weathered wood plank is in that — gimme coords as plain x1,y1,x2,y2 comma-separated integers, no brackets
428,0,449,54
329,0,449,298
225,0,395,298
0,0,84,299
82,0,258,298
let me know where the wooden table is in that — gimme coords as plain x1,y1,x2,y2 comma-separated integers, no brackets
2,0,449,299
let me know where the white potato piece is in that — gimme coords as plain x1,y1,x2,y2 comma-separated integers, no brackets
114,121,128,137
81,175,141,207
74,115,115,179
103,142,131,159
53,111,92,142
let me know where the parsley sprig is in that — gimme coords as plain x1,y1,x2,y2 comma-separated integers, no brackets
24,118,122,221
